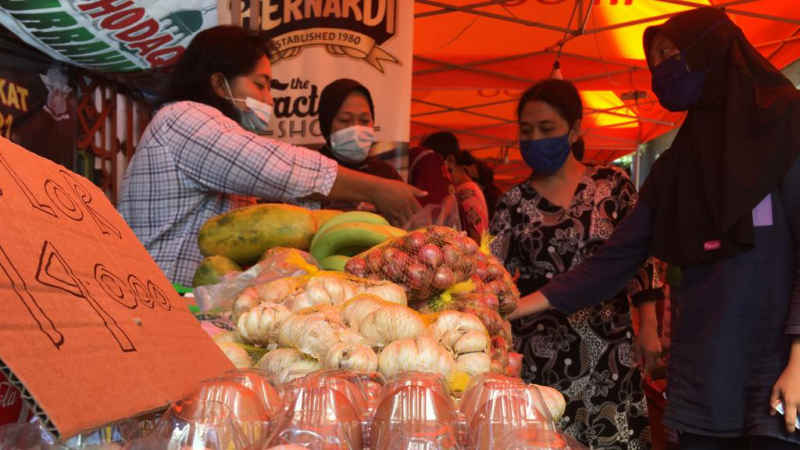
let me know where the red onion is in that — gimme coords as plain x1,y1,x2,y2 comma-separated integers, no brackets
366,251,383,272
345,257,367,276
403,231,426,252
405,262,429,290
474,261,489,280
485,280,504,295
432,266,456,290
479,293,500,310
418,244,443,269
386,250,412,281
487,263,503,280
382,247,399,264
442,245,460,268
462,238,479,255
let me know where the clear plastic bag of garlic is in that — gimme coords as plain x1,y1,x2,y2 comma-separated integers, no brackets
276,309,358,360
237,302,291,346
233,271,407,314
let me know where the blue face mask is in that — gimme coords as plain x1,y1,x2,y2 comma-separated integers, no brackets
651,52,706,112
520,134,571,176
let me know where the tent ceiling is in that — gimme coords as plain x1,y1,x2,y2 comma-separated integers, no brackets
410,0,800,189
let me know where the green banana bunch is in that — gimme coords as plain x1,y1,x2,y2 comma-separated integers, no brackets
310,220,406,265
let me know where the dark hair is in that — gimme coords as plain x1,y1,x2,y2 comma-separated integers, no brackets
517,79,585,160
318,79,375,144
455,150,476,166
420,131,460,159
161,25,273,121
475,160,495,185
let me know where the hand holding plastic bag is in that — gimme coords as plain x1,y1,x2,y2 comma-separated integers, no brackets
402,193,461,231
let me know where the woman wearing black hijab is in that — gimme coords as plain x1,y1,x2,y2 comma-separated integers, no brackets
506,7,800,449
318,79,402,181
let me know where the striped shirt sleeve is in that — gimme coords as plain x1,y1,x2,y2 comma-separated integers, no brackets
157,101,338,202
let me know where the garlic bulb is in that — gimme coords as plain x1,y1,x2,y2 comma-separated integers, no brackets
237,302,291,345
277,312,347,359
281,274,357,311
534,385,566,422
216,342,251,369
453,330,490,355
359,304,427,347
360,281,407,305
378,336,454,379
455,352,492,377
212,331,242,345
336,327,367,346
324,342,378,372
283,291,316,312
341,294,386,329
294,304,344,323
251,276,307,303
256,348,322,385
232,287,259,323
430,311,488,350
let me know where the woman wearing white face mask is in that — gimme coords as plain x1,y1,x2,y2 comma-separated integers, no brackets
118,27,424,287
316,79,402,210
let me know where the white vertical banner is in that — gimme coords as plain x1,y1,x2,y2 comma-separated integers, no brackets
259,0,414,176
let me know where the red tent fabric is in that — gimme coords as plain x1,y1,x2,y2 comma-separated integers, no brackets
411,0,800,189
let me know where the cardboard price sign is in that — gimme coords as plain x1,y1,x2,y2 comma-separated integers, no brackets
0,137,233,439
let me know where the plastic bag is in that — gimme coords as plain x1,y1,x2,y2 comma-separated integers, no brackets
403,193,462,231
194,248,319,315
0,422,60,450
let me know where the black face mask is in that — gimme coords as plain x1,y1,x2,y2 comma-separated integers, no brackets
651,52,707,112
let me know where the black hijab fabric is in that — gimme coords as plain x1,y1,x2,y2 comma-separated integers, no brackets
640,7,800,266
318,78,375,146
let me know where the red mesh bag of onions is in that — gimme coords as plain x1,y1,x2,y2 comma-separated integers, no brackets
345,226,519,319
345,226,480,304
465,251,520,316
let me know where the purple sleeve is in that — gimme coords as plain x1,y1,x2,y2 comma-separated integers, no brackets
782,156,800,335
542,201,654,314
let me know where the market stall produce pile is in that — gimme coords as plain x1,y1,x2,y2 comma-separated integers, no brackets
192,204,522,386
170,204,581,448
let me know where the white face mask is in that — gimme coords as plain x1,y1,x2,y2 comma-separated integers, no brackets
223,78,272,133
330,125,376,164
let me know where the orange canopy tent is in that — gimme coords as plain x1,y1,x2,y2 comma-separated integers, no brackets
410,0,800,189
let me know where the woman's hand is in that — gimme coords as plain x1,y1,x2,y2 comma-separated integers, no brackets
634,323,663,377
771,338,800,432
369,178,426,226
329,167,426,226
634,301,664,377
508,291,552,320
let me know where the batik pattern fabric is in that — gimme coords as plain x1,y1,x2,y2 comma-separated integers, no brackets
490,165,659,450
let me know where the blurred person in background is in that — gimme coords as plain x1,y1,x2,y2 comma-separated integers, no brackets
408,131,459,207
316,78,403,210
448,150,490,242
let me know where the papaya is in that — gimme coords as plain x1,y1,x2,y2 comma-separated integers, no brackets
311,209,344,231
198,203,316,265
192,255,242,287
